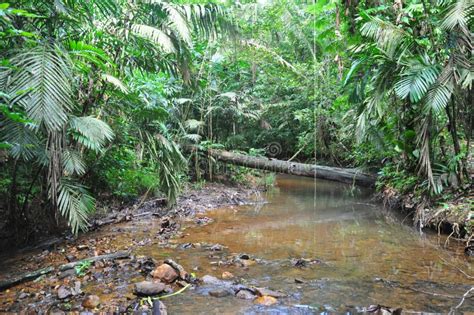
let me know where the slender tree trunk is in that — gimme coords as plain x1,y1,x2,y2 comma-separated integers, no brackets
446,100,464,182
8,160,19,235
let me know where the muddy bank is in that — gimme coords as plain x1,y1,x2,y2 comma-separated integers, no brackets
380,185,473,244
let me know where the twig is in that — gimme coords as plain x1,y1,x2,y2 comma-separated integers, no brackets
58,250,130,271
449,287,474,315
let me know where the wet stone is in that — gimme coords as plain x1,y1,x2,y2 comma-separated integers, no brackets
236,289,255,300
151,264,179,283
134,281,167,296
222,271,234,279
209,289,230,298
255,287,286,298
18,292,29,299
58,269,76,280
254,295,278,306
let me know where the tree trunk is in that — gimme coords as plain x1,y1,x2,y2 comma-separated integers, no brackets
206,149,376,186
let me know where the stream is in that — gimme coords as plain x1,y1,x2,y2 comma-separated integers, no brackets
0,175,472,314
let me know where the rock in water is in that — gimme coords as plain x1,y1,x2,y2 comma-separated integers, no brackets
82,295,100,309
254,295,277,306
236,289,255,300
222,271,234,279
152,300,167,315
151,264,178,283
255,287,286,298
209,289,230,298
134,281,167,296
57,286,72,299
164,259,188,280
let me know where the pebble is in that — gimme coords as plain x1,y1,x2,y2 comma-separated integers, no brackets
82,295,100,309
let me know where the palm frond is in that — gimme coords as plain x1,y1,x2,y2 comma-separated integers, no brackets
69,116,114,152
131,24,176,53
102,74,129,94
58,180,95,234
184,119,204,131
424,83,453,113
441,0,473,32
62,149,86,176
8,45,74,132
162,3,192,45
360,18,409,58
394,61,440,103
0,119,40,160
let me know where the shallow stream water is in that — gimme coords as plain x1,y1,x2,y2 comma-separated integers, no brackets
0,175,472,314
160,175,472,314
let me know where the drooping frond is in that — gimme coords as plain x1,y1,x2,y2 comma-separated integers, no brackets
7,45,74,132
58,180,95,234
441,0,473,32
0,119,40,160
131,24,176,53
394,61,440,103
102,74,129,94
360,17,409,58
162,2,192,45
62,149,86,176
424,83,453,113
69,116,114,152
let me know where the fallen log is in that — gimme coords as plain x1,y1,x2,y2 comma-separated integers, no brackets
205,149,377,186
58,250,131,271
0,266,54,291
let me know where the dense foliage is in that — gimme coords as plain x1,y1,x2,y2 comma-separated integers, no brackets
0,0,472,243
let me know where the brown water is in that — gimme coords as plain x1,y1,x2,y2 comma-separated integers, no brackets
159,175,473,314
0,175,472,314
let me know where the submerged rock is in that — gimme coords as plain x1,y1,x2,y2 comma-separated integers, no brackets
82,295,100,309
255,287,286,298
151,264,178,283
254,295,278,306
209,289,231,298
134,281,167,296
222,271,234,279
236,289,255,300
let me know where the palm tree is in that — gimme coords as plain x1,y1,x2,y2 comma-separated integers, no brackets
0,0,229,235
345,0,472,192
